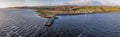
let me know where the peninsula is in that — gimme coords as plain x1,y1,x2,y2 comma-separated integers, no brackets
35,6,120,18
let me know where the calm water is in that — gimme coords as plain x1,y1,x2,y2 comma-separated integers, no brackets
0,8,120,37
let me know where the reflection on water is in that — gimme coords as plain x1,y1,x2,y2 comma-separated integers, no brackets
0,8,120,37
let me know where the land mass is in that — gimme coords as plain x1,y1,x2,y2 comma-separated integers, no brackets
13,6,120,18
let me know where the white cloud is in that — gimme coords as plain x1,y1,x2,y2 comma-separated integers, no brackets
56,0,120,6
0,0,120,8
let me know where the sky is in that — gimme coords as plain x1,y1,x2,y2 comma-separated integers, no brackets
0,0,120,8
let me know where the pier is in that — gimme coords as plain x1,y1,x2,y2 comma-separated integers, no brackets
45,14,57,26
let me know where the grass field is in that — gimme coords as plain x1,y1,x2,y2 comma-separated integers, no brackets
35,6,120,18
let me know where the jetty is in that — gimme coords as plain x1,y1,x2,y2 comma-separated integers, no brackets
45,14,57,26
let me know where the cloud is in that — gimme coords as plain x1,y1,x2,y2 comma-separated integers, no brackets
0,0,120,8
56,0,120,6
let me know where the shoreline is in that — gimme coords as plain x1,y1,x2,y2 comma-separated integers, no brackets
40,12,120,26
